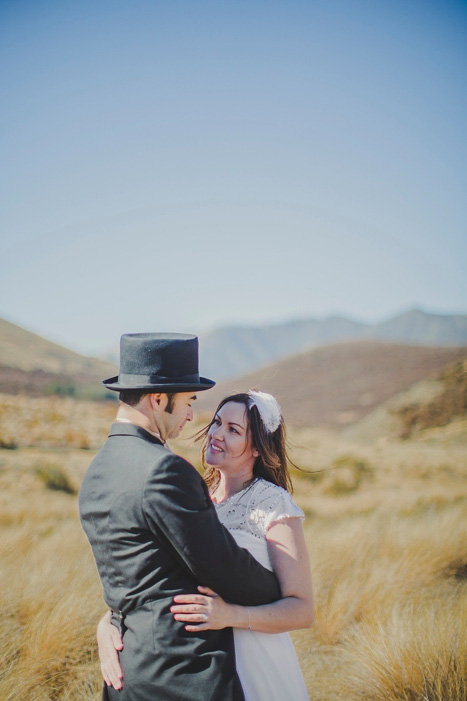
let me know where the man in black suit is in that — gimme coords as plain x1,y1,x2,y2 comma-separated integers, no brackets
79,333,280,700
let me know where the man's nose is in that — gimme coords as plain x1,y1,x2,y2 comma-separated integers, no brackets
187,407,194,422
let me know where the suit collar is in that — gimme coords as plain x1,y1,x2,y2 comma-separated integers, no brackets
108,422,165,447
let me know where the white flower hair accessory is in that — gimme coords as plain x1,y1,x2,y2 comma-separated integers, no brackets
247,390,282,433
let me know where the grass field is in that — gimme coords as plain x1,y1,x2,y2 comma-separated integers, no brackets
0,394,466,700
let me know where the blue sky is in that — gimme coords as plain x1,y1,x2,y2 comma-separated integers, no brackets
1,0,466,356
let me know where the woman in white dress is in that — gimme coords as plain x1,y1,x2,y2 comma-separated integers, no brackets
98,391,313,700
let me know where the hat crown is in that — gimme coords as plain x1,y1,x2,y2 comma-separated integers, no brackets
120,333,199,379
102,332,215,392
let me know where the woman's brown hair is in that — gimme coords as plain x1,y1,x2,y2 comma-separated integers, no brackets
200,392,293,494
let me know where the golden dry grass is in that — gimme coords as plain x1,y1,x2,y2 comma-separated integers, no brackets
0,394,466,700
0,394,116,450
0,455,104,699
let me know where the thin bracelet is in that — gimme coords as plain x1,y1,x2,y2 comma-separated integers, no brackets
247,607,251,631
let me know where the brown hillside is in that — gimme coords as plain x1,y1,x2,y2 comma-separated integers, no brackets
0,318,116,398
394,359,467,439
196,341,467,429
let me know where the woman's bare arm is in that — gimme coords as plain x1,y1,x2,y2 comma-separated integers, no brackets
171,517,314,634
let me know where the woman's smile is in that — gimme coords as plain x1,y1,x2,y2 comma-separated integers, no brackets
208,440,223,454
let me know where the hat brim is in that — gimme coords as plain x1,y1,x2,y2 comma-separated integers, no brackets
102,376,215,392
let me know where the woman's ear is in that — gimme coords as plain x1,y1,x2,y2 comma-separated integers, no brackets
252,447,260,458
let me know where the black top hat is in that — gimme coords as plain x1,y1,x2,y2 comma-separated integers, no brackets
102,333,215,393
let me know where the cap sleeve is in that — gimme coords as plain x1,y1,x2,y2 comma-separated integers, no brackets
247,483,305,539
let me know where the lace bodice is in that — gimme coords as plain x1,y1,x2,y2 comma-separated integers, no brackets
213,477,304,541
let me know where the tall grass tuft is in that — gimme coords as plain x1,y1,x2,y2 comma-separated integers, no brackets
340,593,467,700
0,488,105,699
293,499,467,700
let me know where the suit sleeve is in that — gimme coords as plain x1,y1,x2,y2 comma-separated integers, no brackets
142,452,281,606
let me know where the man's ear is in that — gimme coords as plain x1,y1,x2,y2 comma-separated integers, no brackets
149,393,165,410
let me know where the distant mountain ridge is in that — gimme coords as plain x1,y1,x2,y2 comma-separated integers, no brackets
1,318,466,432
199,309,467,380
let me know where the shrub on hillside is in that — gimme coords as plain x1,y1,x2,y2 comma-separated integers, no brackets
0,436,18,449
323,455,374,496
44,382,77,398
76,386,118,402
34,463,76,495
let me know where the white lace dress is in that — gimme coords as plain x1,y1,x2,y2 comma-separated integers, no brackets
214,478,309,701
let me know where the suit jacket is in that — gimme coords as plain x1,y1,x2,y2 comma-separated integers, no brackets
79,423,281,700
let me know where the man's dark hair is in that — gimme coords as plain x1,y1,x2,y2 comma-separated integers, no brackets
119,390,149,407
119,391,176,412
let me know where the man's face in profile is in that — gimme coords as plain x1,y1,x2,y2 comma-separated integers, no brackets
162,392,196,439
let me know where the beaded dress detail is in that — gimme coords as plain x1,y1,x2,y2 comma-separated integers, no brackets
214,478,309,701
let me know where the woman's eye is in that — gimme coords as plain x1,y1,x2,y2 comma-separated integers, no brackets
230,427,238,434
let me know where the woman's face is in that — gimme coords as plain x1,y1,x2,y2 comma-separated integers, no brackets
205,401,259,475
